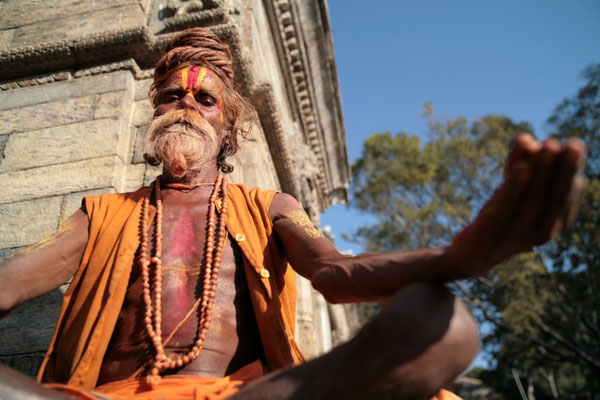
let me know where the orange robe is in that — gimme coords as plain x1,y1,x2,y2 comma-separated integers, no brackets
45,360,264,400
38,184,303,390
37,183,460,399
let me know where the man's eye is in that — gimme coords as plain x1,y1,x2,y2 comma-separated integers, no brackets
197,95,216,106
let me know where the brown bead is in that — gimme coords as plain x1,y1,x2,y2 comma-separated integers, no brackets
139,175,228,380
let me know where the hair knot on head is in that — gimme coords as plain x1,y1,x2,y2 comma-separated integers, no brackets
149,27,257,174
153,27,234,88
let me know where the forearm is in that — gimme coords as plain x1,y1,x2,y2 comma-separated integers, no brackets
309,246,456,304
0,209,88,318
0,246,78,314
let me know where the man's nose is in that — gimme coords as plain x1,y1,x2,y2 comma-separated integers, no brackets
178,93,198,111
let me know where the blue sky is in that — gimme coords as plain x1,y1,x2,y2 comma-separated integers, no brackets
322,1,600,255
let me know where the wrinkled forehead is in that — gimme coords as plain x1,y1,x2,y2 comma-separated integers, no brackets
163,65,225,93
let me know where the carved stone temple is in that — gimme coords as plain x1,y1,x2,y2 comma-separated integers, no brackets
0,0,353,375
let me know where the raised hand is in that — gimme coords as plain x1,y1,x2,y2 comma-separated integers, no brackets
449,133,586,278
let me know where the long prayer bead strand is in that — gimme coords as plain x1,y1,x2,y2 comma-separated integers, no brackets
140,174,228,388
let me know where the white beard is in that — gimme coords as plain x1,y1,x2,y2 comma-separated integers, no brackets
144,109,219,181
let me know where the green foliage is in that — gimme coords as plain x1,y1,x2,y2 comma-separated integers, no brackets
351,112,528,251
349,64,600,397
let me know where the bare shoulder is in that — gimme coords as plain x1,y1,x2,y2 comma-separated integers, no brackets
269,192,305,222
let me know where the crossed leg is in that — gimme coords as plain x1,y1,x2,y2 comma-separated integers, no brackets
230,282,479,400
0,282,477,400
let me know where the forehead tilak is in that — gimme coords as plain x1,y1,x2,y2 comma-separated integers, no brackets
181,65,209,92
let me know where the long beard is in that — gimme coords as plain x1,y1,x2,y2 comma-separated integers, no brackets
144,109,219,182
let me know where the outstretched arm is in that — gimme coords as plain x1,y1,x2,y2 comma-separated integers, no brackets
270,194,453,303
270,134,585,304
0,208,89,318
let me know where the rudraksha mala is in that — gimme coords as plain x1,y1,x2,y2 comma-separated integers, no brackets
139,174,229,387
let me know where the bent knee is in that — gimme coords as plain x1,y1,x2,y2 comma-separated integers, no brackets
393,283,479,367
443,296,479,375
384,284,479,393
366,283,479,372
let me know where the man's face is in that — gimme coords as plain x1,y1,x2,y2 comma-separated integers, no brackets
145,65,229,180
153,65,226,134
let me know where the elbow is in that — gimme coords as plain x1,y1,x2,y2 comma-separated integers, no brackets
310,264,367,304
311,266,343,304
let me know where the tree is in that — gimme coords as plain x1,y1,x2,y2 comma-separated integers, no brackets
349,65,600,398
351,110,528,251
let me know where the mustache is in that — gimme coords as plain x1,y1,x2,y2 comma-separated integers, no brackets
143,109,216,166
148,108,212,137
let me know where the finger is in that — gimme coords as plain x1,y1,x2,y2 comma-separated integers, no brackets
513,138,562,246
453,159,532,267
505,133,540,175
536,141,584,240
563,175,585,230
564,137,587,171
554,139,587,232
481,160,533,243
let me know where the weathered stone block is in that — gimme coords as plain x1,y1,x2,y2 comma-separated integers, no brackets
0,196,61,249
0,0,139,30
0,352,45,377
0,28,14,51
132,100,153,127
232,127,280,190
0,95,96,136
0,71,132,111
144,164,161,186
0,156,119,205
94,90,128,120
10,5,146,47
0,135,7,158
0,119,120,173
0,290,63,355
138,0,153,13
114,163,146,193
134,78,153,101
60,187,115,224
132,124,149,163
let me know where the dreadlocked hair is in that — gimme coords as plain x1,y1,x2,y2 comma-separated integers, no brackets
150,27,257,173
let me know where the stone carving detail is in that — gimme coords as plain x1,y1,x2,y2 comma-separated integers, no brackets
158,0,222,19
271,0,329,208
0,26,165,81
0,59,153,91
289,125,321,222
167,0,206,16
249,83,301,199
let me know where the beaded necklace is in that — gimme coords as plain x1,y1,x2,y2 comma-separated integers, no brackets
139,174,228,387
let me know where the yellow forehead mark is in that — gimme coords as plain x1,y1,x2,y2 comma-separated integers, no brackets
181,68,189,90
195,67,208,91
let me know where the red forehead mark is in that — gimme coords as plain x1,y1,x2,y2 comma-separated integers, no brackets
186,66,199,92
182,66,208,92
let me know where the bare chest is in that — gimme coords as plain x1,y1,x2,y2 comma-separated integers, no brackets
98,202,262,384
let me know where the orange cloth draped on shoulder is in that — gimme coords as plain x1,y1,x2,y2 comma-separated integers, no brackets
45,360,263,400
38,184,303,389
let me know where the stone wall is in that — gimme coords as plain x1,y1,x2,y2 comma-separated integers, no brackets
0,0,350,375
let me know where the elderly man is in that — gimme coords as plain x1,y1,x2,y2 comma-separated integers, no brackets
0,27,585,399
